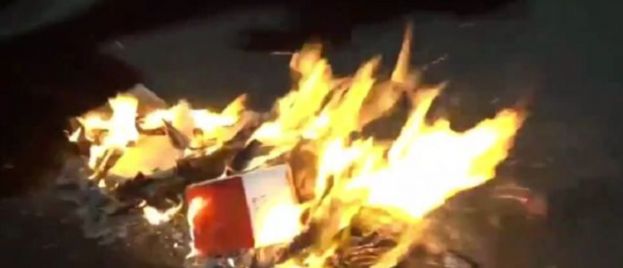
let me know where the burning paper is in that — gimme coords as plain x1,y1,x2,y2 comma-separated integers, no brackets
66,24,527,268
186,165,302,256
69,85,248,181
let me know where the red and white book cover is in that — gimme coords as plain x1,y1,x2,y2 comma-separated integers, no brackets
186,165,303,257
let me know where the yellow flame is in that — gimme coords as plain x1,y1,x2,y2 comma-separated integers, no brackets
254,203,303,248
252,28,525,267
246,47,333,169
72,92,246,181
105,94,141,147
79,94,140,170
70,25,527,267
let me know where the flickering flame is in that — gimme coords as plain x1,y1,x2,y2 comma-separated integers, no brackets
290,90,524,267
248,26,525,267
142,202,184,226
69,24,526,267
71,91,246,181
187,197,208,258
254,203,303,248
79,94,140,170
246,44,334,170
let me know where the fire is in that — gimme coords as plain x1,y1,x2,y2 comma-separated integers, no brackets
245,44,334,170
290,90,524,267
254,203,303,248
142,202,184,226
70,90,247,180
68,25,526,267
187,197,209,258
246,26,524,267
79,94,140,171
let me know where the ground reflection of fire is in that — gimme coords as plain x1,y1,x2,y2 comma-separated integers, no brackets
67,25,525,267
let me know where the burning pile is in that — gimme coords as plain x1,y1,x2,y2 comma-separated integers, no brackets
65,26,525,267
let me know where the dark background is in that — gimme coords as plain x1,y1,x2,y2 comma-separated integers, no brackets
0,0,622,267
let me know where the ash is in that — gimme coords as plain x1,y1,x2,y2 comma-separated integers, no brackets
55,153,192,267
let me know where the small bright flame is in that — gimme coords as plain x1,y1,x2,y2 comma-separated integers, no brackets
186,197,208,258
142,202,184,226
106,95,140,147
255,203,303,248
79,94,140,171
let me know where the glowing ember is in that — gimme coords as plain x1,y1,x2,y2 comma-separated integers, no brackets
68,25,526,267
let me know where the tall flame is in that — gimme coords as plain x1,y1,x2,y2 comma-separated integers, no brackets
250,27,525,267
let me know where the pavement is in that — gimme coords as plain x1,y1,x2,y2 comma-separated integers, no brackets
0,0,622,267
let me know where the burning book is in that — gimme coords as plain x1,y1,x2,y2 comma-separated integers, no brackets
63,24,527,268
